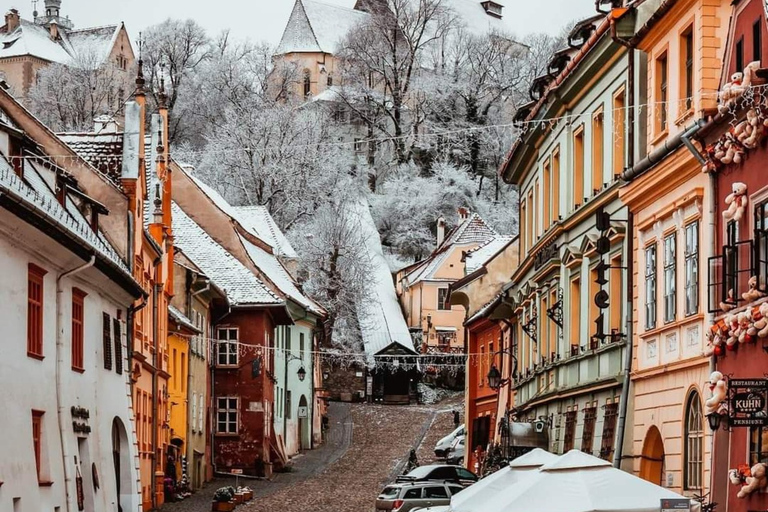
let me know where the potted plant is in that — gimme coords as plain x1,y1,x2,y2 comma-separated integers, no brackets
211,487,235,512
238,486,254,501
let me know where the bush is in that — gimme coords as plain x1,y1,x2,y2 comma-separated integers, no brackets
213,487,234,503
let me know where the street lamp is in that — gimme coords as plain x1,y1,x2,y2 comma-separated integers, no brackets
706,412,726,431
297,366,307,382
488,365,502,390
487,352,518,391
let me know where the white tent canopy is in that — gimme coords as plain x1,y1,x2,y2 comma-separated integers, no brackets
456,450,700,512
450,448,559,512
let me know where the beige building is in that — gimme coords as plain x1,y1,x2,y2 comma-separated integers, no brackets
396,209,500,352
0,0,134,98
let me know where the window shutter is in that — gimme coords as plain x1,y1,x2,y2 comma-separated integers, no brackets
113,318,123,374
103,313,112,370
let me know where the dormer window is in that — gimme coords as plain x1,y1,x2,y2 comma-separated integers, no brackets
481,1,503,19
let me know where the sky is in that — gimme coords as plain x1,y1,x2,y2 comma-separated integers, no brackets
16,0,596,46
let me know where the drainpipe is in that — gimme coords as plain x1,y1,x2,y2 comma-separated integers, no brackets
150,256,161,510
56,254,96,512
707,168,718,495
621,119,706,182
613,211,633,469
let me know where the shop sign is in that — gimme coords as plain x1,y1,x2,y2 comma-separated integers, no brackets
660,499,690,512
729,379,768,427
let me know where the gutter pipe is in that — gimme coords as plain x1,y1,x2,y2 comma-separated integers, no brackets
56,255,96,512
150,255,161,510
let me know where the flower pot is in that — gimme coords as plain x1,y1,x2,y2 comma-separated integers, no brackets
212,501,236,512
234,493,245,504
242,491,253,501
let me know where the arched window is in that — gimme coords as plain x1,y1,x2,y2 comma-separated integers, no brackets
303,70,311,99
684,390,703,490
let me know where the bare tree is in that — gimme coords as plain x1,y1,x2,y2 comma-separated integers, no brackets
336,0,456,164
28,47,132,132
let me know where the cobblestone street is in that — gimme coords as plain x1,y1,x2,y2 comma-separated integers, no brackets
162,396,462,512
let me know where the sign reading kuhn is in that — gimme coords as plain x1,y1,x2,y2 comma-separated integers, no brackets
729,379,768,427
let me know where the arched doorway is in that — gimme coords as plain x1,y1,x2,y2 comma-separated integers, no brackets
112,418,133,512
639,425,665,485
298,395,310,451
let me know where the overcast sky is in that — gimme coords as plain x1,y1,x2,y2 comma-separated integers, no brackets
17,0,596,46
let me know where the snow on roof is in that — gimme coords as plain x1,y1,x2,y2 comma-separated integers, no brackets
350,198,415,356
66,24,120,64
0,155,129,274
239,234,323,316
233,205,298,259
59,132,124,185
464,235,514,274
446,0,508,35
404,212,498,285
276,0,368,55
0,19,73,63
172,202,282,306
168,304,201,333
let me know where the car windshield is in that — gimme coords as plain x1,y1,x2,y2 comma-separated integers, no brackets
407,466,437,478
379,487,399,498
456,468,477,480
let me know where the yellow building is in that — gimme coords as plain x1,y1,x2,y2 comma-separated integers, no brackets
618,0,729,494
167,306,199,484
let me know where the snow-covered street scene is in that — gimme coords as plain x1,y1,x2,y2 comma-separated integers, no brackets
2,0,767,511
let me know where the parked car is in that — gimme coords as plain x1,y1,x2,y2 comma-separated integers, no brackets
412,507,451,512
376,481,464,512
434,424,464,457
445,436,465,465
396,464,478,487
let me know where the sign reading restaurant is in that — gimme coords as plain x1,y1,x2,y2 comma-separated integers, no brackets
729,379,768,427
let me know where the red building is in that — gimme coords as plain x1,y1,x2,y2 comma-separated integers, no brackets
702,0,768,507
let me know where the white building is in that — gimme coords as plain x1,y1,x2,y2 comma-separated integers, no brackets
0,106,144,511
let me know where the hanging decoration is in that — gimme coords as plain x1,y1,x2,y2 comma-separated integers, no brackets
722,182,748,222
706,301,768,356
730,462,768,498
704,371,728,416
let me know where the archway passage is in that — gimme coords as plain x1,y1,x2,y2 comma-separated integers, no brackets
112,417,133,512
298,395,310,451
639,425,665,486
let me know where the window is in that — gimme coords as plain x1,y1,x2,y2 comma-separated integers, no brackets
581,407,597,454
217,328,238,366
327,75,333,87
198,394,204,432
664,234,676,323
403,489,422,499
471,416,491,452
592,107,604,195
437,288,450,310
681,27,694,112
613,87,626,177
27,263,46,358
534,179,540,237
563,410,577,451
520,200,527,253
573,125,584,209
32,410,44,482
527,189,534,248
589,266,601,346
543,159,551,229
191,392,197,434
448,485,464,496
216,397,238,434
479,345,485,388
756,200,768,293
754,19,763,63
286,390,292,419
114,318,123,374
181,353,186,393
425,487,448,499
102,312,112,371
354,138,364,153
552,148,561,222
736,37,744,75
684,391,704,490
285,327,292,353
610,254,623,333
684,222,699,315
300,332,305,359
570,276,581,350
656,52,669,132
600,402,619,460
71,289,86,371
303,69,311,98
645,245,657,330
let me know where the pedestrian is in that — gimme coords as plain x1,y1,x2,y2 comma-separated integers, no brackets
453,409,460,427
404,448,419,474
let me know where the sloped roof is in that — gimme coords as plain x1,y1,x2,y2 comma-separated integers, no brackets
403,212,498,285
171,202,281,306
0,19,72,63
239,234,324,316
59,132,124,184
351,198,415,356
66,24,121,63
168,304,201,334
233,205,298,259
464,235,514,273
448,0,508,35
276,0,368,54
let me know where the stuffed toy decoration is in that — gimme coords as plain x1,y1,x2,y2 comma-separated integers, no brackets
738,463,768,498
742,109,762,149
705,371,728,415
731,468,746,485
738,310,754,343
719,72,745,113
725,314,740,350
723,182,748,222
720,289,736,313
743,276,766,302
754,302,768,338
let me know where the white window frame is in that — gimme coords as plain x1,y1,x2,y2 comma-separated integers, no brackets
663,233,676,323
645,244,657,330
191,392,197,433
216,396,238,434
684,222,699,316
216,327,238,367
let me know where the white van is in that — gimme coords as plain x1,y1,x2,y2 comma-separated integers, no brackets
434,424,465,458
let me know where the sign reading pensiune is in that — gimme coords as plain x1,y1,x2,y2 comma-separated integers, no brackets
729,378,768,427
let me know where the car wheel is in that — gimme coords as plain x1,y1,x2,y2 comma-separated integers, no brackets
457,457,464,465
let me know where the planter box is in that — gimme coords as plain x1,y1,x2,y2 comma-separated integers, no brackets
234,493,245,504
242,491,254,501
212,501,236,512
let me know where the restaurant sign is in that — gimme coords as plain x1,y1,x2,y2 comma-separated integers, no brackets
729,379,768,427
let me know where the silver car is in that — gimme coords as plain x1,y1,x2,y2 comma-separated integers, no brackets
434,424,464,458
445,435,465,465
376,481,465,512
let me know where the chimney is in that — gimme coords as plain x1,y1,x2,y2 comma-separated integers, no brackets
5,9,20,32
49,18,59,39
458,207,470,221
436,216,446,247
93,114,118,133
